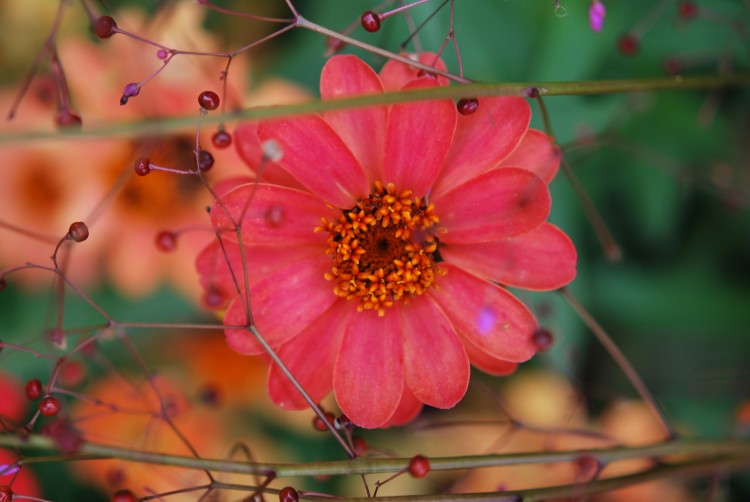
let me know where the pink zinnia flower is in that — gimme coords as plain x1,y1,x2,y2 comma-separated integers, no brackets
196,54,577,428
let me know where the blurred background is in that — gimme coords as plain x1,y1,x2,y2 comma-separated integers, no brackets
1,0,749,500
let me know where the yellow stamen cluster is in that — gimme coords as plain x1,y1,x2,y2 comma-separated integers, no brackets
316,181,444,316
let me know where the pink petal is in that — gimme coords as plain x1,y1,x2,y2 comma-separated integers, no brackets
400,298,470,409
429,264,538,362
196,239,324,307
333,310,403,429
441,223,577,290
379,52,449,91
224,255,337,355
267,300,350,409
258,115,369,208
435,168,551,243
385,386,424,427
234,122,305,188
500,128,561,184
213,176,253,197
432,97,531,199
462,337,519,376
321,55,387,181
383,78,456,195
210,183,335,246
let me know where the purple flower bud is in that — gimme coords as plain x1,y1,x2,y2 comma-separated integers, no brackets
590,0,606,33
120,82,140,105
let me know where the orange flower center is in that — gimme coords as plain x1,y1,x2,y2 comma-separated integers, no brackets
316,181,444,316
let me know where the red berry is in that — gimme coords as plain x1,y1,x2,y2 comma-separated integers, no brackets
60,360,86,388
111,489,138,502
198,383,221,407
617,34,639,57
41,418,83,453
94,15,118,39
663,57,684,75
457,97,479,115
211,130,232,149
202,288,226,309
532,328,554,351
278,486,299,502
0,485,12,502
155,231,177,252
55,109,82,129
408,454,430,478
26,379,43,400
198,90,220,111
524,87,541,98
312,412,335,431
134,157,151,176
416,69,436,79
678,1,698,20
325,36,346,55
352,436,368,456
197,150,214,171
68,221,89,242
361,11,381,32
39,395,62,417
574,454,601,480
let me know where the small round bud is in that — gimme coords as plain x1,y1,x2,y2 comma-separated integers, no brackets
202,288,226,309
94,15,118,39
198,90,220,111
278,487,299,502
574,454,601,480
211,130,232,149
111,489,138,502
312,412,335,432
26,379,43,400
0,485,12,502
361,11,381,32
678,1,698,20
617,34,639,57
457,98,479,115
55,109,82,129
352,436,368,456
408,454,430,478
155,231,177,252
120,83,140,105
156,49,169,60
134,157,151,176
524,87,541,99
39,395,62,417
325,36,346,56
68,221,89,242
663,57,683,75
197,150,215,171
532,328,554,351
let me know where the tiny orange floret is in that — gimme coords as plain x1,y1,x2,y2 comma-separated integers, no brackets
315,181,444,315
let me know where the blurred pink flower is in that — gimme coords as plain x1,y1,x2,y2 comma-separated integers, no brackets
590,0,606,32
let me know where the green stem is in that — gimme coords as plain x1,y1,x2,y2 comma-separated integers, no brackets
3,433,749,477
337,455,750,502
2,74,748,144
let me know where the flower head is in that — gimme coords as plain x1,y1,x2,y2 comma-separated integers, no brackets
197,54,576,428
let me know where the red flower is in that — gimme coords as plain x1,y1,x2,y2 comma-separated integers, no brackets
196,54,576,428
